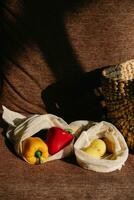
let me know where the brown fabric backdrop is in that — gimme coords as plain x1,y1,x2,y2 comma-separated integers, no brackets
0,0,134,119
0,1,134,199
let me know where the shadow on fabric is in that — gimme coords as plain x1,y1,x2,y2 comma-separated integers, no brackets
41,68,107,123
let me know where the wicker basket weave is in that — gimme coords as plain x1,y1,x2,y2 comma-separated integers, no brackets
101,59,134,151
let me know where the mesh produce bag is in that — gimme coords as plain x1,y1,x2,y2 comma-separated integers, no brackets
101,59,134,151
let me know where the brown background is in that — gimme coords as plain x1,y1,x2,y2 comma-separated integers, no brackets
0,0,134,199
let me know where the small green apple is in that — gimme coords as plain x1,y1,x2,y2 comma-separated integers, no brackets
82,139,106,158
82,147,101,159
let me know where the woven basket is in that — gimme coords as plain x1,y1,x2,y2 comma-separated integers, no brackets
101,59,134,151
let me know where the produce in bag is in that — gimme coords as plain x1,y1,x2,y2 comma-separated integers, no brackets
45,127,74,155
74,121,129,172
22,137,49,164
2,106,74,164
82,138,106,159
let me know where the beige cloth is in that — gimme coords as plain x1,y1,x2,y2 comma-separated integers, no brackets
2,106,129,171
74,121,129,172
2,106,74,164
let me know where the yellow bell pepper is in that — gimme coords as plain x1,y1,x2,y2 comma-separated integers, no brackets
22,137,49,164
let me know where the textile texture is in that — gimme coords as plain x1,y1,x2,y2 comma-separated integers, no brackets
0,0,134,199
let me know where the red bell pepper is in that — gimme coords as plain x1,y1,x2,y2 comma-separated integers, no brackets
45,127,74,155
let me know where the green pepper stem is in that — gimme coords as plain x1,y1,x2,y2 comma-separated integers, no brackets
65,128,73,134
35,150,42,164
